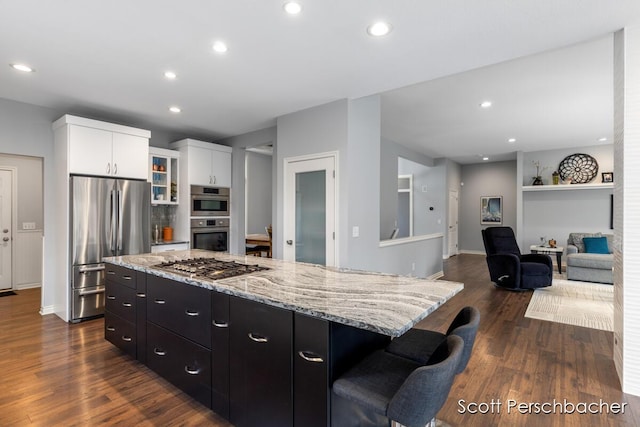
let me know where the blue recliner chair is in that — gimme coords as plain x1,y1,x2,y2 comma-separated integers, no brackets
482,226,552,290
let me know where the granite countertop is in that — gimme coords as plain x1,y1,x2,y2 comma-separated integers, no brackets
103,249,463,337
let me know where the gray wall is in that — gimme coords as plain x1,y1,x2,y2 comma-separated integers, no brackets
0,153,43,229
459,160,518,252
245,151,273,234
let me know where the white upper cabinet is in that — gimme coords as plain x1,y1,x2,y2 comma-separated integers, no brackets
54,115,150,180
149,146,180,204
170,139,232,188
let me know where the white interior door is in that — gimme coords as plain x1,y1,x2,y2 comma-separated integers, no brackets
448,190,459,257
0,170,13,290
283,154,336,266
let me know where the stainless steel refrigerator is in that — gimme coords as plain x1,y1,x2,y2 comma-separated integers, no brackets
70,175,150,322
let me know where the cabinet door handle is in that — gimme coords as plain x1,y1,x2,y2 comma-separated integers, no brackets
136,293,146,298
298,351,324,363
122,302,132,307
106,326,115,332
213,320,229,328
121,336,132,342
248,333,268,343
185,366,201,375
113,163,118,175
154,348,166,356
107,295,116,300
185,309,199,317
106,162,111,174
154,299,166,304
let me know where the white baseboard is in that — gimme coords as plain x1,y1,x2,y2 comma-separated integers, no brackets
459,250,485,255
15,283,41,290
40,305,55,315
427,271,444,280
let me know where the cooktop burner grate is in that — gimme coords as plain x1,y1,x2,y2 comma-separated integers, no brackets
154,257,270,280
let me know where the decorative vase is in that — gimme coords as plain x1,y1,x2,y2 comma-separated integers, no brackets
552,171,560,185
532,176,544,185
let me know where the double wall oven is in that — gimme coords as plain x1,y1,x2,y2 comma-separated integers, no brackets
190,185,230,252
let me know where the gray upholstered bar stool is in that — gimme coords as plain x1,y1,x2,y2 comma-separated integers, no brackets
386,306,480,373
331,335,464,427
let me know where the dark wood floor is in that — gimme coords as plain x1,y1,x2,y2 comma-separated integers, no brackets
1,254,638,426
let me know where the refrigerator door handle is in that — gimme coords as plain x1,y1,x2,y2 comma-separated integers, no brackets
110,189,117,252
117,189,123,252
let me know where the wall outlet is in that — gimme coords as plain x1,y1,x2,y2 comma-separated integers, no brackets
22,222,36,230
421,185,428,192
352,226,360,238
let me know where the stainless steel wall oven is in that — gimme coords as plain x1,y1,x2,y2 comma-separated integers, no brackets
191,218,229,252
191,185,230,216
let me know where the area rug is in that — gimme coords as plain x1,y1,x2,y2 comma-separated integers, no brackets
525,279,613,331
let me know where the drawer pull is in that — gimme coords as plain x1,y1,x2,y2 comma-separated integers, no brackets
185,366,201,375
123,275,132,280
136,293,146,298
122,302,132,307
298,351,324,363
107,295,116,300
106,270,116,275
106,326,115,332
213,320,229,328
121,336,132,342
185,309,199,317
248,333,268,343
154,348,166,356
154,299,166,304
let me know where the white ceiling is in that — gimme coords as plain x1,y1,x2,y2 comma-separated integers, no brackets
1,1,640,163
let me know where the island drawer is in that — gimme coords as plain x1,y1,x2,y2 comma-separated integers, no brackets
105,280,137,323
147,321,212,408
147,275,212,349
105,263,137,289
105,311,137,359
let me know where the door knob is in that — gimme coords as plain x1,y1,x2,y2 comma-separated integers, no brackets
3,237,9,242
286,240,293,245
2,229,8,233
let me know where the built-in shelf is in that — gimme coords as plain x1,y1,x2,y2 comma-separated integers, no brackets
522,183,613,192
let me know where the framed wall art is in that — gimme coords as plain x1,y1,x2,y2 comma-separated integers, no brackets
481,196,503,225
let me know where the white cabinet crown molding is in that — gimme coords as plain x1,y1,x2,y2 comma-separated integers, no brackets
52,114,150,138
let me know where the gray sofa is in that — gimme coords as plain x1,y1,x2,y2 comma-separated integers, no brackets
566,232,613,284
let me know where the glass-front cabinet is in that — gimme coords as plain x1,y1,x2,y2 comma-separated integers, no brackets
149,147,180,205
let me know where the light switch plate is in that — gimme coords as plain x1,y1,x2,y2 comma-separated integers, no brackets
352,226,360,238
22,222,36,230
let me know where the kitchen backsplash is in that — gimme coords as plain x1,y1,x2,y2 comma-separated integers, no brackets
151,205,177,230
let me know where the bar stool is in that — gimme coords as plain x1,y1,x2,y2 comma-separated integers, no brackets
386,306,480,374
332,335,464,427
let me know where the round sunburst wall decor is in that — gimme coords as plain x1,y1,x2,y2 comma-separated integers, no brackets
557,153,599,184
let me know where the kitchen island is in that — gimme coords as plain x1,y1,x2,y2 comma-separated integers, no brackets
103,249,463,427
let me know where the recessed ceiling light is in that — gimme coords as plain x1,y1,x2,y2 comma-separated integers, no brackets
508,138,516,143
479,101,492,108
10,63,34,73
598,137,607,142
169,106,181,113
483,157,489,161
164,71,177,80
213,41,228,53
283,1,302,14
367,21,392,37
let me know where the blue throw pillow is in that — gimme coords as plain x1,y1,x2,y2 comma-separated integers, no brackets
583,236,609,254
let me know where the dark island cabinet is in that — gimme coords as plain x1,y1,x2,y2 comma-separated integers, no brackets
211,291,231,419
105,264,145,360
146,275,211,348
146,321,212,407
229,296,293,427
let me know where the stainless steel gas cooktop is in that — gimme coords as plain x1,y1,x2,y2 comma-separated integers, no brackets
154,257,269,280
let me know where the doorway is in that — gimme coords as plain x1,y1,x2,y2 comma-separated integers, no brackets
448,190,459,257
0,169,14,290
283,153,337,266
